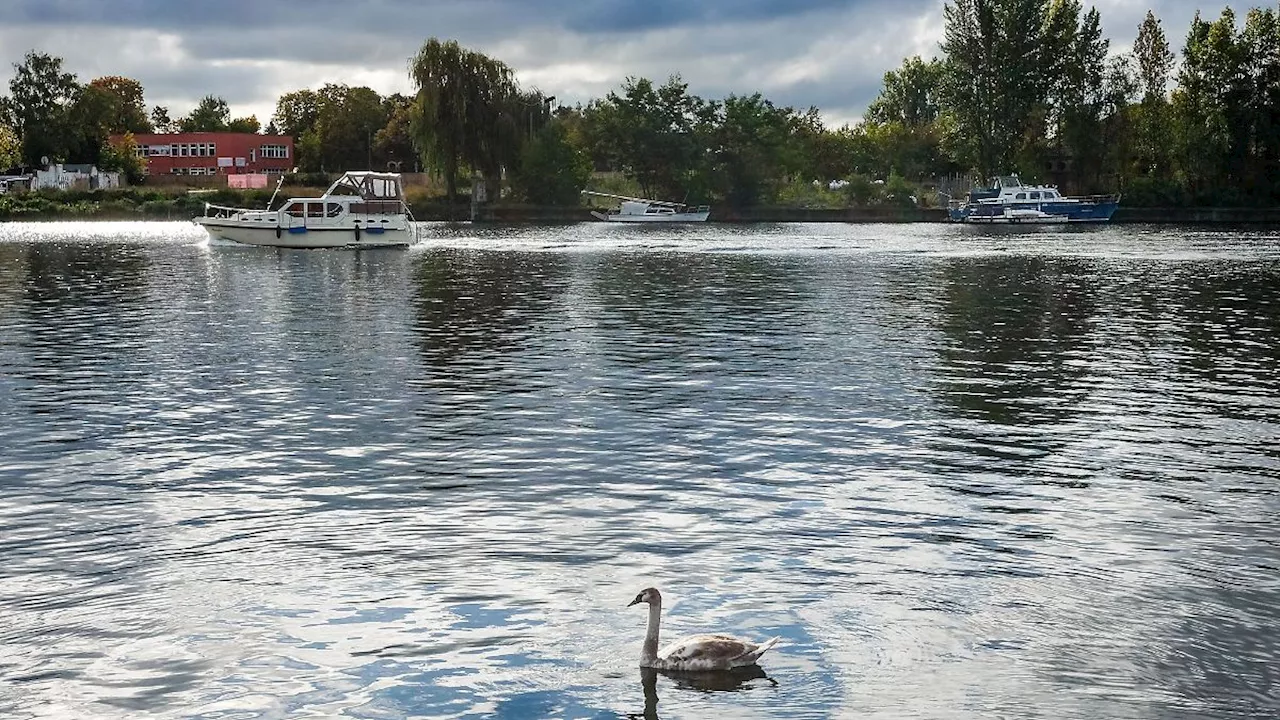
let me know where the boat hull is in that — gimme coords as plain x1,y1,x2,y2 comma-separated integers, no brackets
196,219,413,248
950,197,1119,224
590,210,710,223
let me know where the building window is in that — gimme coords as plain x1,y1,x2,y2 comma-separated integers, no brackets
260,144,289,159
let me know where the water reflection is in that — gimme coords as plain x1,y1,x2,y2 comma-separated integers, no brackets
933,256,1096,426
630,666,775,720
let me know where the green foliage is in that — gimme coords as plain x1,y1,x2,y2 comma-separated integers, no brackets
704,93,803,207
581,75,714,201
375,94,418,171
88,76,153,134
7,50,80,166
227,115,260,134
98,133,146,184
179,95,231,132
941,0,1050,176
1119,175,1185,206
865,57,945,127
1134,10,1175,103
512,121,591,205
841,174,883,206
409,38,521,205
150,106,174,133
0,124,20,169
774,179,848,209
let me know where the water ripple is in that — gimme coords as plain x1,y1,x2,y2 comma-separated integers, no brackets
1,222,1278,719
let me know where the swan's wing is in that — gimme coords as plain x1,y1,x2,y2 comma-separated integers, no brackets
658,634,775,670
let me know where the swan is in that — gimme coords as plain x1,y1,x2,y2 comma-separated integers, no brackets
628,587,780,671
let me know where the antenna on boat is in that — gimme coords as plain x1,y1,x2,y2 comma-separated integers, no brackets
266,170,293,210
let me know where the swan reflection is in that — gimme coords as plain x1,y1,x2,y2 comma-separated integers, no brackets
631,666,776,719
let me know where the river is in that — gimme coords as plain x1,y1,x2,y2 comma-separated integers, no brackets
1,221,1277,719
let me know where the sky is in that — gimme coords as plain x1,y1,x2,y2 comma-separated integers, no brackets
0,0,1255,130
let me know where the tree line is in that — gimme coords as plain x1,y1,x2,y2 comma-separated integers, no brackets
2,5,1278,207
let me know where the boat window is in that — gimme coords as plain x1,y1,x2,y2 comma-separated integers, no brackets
1029,192,1040,199
1015,193,1026,200
283,202,305,217
306,202,327,217
326,203,342,218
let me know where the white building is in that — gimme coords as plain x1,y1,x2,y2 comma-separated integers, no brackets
32,164,122,191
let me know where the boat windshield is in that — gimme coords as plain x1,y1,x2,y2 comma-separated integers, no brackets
325,172,404,201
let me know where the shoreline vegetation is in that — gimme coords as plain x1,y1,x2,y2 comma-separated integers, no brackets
5,5,1280,215
3,185,1279,224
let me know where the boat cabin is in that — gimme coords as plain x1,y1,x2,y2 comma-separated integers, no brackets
967,175,1064,204
620,200,679,216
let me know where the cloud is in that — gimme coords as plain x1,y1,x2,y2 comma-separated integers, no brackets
0,0,1264,130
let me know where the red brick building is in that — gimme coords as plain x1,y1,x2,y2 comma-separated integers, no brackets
114,132,295,177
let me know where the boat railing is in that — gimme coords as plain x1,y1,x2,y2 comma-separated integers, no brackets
1078,193,1121,204
202,202,261,219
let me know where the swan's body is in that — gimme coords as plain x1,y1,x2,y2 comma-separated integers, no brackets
628,587,779,671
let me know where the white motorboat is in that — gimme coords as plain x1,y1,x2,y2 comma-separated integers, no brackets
195,172,416,248
582,190,710,222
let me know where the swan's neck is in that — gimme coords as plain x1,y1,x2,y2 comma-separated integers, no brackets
641,600,662,665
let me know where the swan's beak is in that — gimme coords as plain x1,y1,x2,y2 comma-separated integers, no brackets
627,597,641,607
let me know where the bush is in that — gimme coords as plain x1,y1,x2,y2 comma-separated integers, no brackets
1120,176,1185,207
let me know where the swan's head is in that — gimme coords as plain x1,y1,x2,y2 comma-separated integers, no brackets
628,587,662,607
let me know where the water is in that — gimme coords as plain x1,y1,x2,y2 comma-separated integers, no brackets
1,221,1277,719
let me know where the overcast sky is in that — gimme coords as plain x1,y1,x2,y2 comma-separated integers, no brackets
0,0,1256,129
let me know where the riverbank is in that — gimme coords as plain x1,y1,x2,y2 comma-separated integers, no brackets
5,187,1280,224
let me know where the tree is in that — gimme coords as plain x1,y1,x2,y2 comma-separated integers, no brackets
150,105,175,133
7,51,80,166
0,124,20,169
941,0,1050,177
1132,11,1175,178
584,75,713,200
861,56,952,181
409,38,519,206
65,84,117,165
227,115,260,133
272,89,323,170
1053,5,1111,190
313,84,386,170
511,120,591,204
706,93,800,207
375,93,418,171
865,56,945,127
98,133,145,183
1134,10,1174,103
1172,9,1239,201
179,94,231,132
88,76,152,133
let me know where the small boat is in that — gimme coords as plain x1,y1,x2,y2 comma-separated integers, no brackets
582,190,710,223
195,171,416,248
947,175,1118,223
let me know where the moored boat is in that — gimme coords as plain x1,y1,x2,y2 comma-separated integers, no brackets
948,175,1118,223
194,171,417,248
582,190,710,223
